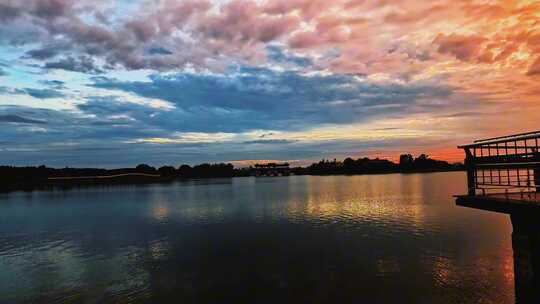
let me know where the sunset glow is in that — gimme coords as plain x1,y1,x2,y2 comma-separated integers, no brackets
0,0,539,166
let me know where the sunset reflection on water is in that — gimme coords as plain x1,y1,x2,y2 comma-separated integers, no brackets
0,172,514,303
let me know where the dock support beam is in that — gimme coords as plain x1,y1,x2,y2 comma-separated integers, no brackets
510,213,540,303
464,148,476,196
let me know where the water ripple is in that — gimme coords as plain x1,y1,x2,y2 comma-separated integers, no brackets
0,173,514,303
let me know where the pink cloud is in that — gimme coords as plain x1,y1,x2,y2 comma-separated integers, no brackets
262,0,334,20
289,31,323,49
0,0,537,83
1,0,540,163
527,57,540,76
433,34,487,62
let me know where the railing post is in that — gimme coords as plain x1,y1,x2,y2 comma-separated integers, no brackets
464,148,476,196
534,149,540,193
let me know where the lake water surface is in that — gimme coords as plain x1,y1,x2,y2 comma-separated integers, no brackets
0,172,514,303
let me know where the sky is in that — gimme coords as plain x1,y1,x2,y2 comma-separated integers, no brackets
0,0,539,168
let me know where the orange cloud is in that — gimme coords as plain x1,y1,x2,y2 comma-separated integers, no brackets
433,34,487,62
528,56,540,76
2,0,539,163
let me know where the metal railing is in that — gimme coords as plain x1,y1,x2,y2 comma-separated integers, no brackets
458,131,540,195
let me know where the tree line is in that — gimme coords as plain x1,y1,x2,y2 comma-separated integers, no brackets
0,154,462,190
292,154,462,175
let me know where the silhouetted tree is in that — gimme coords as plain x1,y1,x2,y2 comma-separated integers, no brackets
191,163,234,178
343,157,355,174
158,166,177,177
399,154,414,171
0,153,463,192
135,164,156,174
178,164,193,178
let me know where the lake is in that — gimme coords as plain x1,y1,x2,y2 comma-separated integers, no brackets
0,172,514,303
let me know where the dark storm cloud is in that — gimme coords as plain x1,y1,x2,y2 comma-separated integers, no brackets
528,57,540,76
0,3,21,22
441,111,484,118
0,86,64,99
0,0,304,73
89,66,453,132
0,86,12,94
266,46,312,67
147,47,173,55
370,127,401,131
0,1,185,71
0,114,46,124
0,104,155,146
21,88,65,99
433,33,487,62
32,0,72,19
78,95,268,134
24,46,60,60
40,80,66,89
0,124,459,168
0,0,73,22
242,139,297,144
44,56,103,74
0,64,443,163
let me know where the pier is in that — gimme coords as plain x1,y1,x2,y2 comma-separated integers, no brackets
251,163,291,177
455,130,540,303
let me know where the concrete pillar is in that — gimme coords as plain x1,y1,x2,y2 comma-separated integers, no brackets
510,213,540,303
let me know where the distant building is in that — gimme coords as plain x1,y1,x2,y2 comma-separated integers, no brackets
251,163,291,177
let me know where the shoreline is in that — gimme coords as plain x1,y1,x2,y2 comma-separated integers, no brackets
0,169,464,194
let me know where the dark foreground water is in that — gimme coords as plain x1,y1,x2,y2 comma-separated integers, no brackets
0,172,514,303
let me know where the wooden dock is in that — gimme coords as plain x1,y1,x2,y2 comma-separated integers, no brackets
455,130,540,303
456,192,540,214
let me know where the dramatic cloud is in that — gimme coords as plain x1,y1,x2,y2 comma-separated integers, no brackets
0,0,538,166
21,88,65,99
89,67,454,132
44,56,103,74
266,46,312,67
40,80,66,89
0,114,46,124
24,46,61,60
147,47,173,56
0,0,537,76
242,139,297,144
0,87,65,99
433,34,487,62
527,57,540,76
